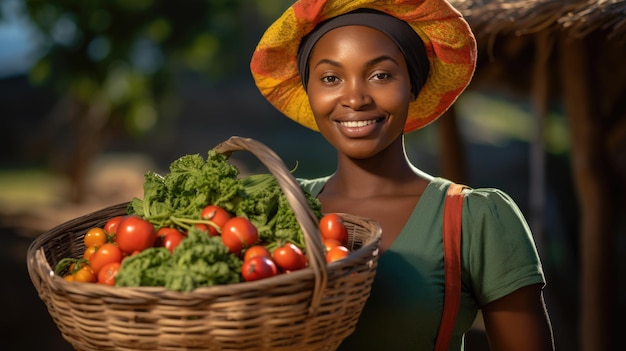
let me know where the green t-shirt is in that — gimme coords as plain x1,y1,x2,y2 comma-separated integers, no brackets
299,176,545,350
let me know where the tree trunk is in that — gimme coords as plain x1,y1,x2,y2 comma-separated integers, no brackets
560,36,613,351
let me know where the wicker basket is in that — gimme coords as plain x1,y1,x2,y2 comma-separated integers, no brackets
27,136,382,351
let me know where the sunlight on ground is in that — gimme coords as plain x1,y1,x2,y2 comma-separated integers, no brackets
0,169,66,210
0,153,153,234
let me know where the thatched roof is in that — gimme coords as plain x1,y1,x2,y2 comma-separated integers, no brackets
451,0,626,42
447,0,626,98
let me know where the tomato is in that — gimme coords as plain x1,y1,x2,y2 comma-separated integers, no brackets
63,274,75,282
221,217,259,256
192,223,210,234
243,245,272,262
83,244,99,260
323,238,344,253
89,243,123,274
319,213,349,245
104,216,125,235
157,227,185,253
273,243,307,272
84,227,108,248
97,262,121,285
116,215,157,254
74,265,97,283
200,205,231,236
326,245,350,263
241,256,278,281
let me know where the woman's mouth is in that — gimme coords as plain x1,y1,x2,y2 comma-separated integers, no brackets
338,118,381,128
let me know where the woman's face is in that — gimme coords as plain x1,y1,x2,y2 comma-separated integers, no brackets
306,25,413,159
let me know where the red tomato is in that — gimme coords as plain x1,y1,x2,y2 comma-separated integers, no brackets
323,238,344,253
273,243,307,272
116,215,157,254
241,256,278,281
243,245,272,262
157,227,185,253
84,227,108,248
97,262,121,285
319,213,349,245
191,223,210,235
201,205,231,236
326,245,350,263
221,217,259,256
89,243,123,274
104,216,125,235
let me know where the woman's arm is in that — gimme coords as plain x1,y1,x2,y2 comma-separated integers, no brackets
481,283,555,351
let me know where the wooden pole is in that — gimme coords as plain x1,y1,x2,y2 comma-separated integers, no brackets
560,35,612,351
529,31,552,257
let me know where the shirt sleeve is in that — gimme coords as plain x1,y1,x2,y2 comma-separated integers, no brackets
461,187,546,306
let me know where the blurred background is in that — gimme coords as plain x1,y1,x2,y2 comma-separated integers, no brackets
1,0,624,350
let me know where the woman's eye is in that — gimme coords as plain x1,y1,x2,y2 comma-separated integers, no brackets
321,76,339,83
372,72,391,80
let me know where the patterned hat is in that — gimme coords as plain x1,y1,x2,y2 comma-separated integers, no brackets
250,0,477,133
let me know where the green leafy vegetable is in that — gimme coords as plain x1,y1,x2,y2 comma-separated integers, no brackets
127,149,322,248
127,150,244,231
236,173,322,248
119,147,323,291
115,227,242,291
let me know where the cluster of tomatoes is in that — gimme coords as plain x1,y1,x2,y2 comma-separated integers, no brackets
60,204,352,286
240,213,351,282
61,214,157,285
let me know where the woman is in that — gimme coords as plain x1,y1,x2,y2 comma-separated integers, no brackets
250,0,554,350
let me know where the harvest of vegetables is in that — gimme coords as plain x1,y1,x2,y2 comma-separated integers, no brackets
55,150,353,291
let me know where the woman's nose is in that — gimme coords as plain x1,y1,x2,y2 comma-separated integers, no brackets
341,80,373,110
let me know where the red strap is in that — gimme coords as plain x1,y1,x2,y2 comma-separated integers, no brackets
434,183,466,351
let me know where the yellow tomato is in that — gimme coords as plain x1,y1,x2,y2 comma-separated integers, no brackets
73,265,97,283
84,227,108,248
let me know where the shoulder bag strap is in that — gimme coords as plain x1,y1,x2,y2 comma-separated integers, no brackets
434,182,466,351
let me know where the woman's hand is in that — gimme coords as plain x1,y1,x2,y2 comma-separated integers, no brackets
482,283,555,351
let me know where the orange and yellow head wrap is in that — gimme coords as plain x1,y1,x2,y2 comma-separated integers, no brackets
250,0,477,133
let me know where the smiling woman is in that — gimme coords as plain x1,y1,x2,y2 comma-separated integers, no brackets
305,25,413,159
250,0,555,350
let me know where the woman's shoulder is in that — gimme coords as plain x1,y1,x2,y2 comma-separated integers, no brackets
431,177,524,216
462,185,527,222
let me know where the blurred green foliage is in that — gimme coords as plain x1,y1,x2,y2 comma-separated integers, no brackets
21,0,291,135
13,0,293,201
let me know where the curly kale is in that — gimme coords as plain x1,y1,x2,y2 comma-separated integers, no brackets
235,173,322,249
117,146,326,291
114,247,172,287
115,227,242,291
127,146,322,248
127,150,244,230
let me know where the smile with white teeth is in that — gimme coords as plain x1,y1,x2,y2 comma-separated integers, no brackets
339,119,379,128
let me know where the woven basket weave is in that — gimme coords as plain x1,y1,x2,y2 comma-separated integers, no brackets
27,136,382,351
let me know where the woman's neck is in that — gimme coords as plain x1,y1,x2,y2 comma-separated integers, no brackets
326,137,431,199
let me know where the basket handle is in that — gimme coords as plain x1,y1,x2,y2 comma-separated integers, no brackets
213,136,328,315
